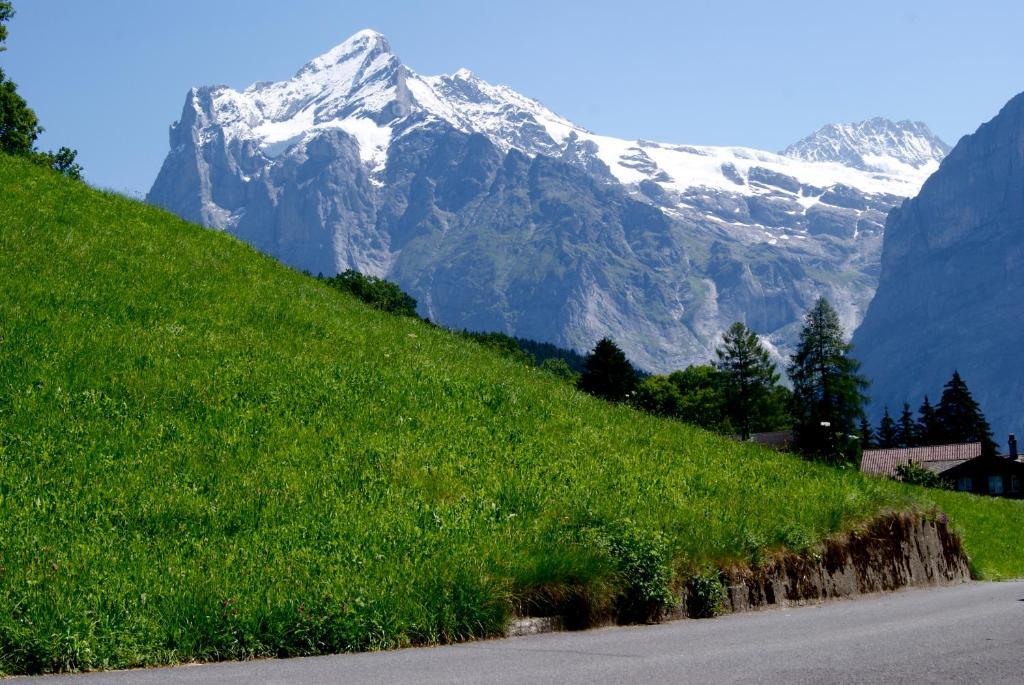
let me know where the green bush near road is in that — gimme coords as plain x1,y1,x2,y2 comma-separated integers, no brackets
0,155,1021,674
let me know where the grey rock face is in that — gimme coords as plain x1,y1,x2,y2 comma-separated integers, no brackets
147,31,945,373
852,92,1024,439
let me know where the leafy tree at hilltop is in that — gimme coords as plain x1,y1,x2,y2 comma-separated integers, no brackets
578,337,638,403
322,269,419,318
897,402,917,448
0,3,82,178
462,330,534,366
633,374,688,418
936,371,997,456
0,66,40,156
632,364,733,432
538,357,579,384
37,145,82,180
787,297,869,461
0,2,12,50
714,322,781,440
876,407,898,449
915,395,940,446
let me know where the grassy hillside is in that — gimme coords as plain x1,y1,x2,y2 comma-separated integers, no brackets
924,490,1023,580
0,155,1020,674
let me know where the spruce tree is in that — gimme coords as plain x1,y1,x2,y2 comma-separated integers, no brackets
859,416,875,449
578,337,638,403
936,371,997,455
876,407,898,449
788,297,869,460
897,402,916,448
714,322,780,439
915,395,940,446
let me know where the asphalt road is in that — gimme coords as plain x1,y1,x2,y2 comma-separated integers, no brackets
25,581,1024,684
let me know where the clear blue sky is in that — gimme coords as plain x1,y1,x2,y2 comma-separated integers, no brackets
4,0,1023,194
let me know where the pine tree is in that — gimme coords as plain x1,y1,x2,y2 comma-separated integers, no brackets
859,416,875,449
915,395,940,446
788,297,869,460
936,371,997,455
897,402,916,448
578,337,638,403
714,322,781,439
876,407,898,448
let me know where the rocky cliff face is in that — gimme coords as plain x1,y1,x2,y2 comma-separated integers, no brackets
148,30,946,371
852,92,1024,439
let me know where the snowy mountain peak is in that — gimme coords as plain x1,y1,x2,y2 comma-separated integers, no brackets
187,31,943,206
782,117,949,173
302,29,391,74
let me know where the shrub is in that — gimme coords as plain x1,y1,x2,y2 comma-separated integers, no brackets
685,571,727,618
594,523,678,621
895,461,951,490
321,270,419,318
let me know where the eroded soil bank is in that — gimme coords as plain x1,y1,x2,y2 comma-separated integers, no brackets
509,511,970,636
713,511,970,615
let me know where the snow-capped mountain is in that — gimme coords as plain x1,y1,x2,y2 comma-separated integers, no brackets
783,117,949,173
149,30,947,371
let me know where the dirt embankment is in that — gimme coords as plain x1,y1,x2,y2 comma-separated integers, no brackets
509,511,970,636
711,511,970,615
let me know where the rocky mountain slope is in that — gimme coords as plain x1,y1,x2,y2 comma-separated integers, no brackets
148,30,947,370
852,92,1024,440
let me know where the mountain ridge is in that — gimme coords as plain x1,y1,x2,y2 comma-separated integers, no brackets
148,30,947,371
851,90,1024,440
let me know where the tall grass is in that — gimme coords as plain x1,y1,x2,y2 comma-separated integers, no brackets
0,155,1019,674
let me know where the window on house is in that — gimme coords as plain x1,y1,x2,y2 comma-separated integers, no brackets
1012,475,1021,493
988,475,1004,495
956,477,972,492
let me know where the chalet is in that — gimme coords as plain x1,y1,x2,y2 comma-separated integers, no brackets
860,435,1024,499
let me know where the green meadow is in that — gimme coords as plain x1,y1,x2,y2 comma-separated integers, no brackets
1,155,1021,674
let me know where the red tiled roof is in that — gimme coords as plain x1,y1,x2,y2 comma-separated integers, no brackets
860,443,982,478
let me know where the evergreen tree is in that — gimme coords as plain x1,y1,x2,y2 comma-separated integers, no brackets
578,337,638,403
858,416,875,449
876,406,898,448
897,402,916,448
936,371,997,455
787,297,869,461
915,395,940,446
714,322,781,439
